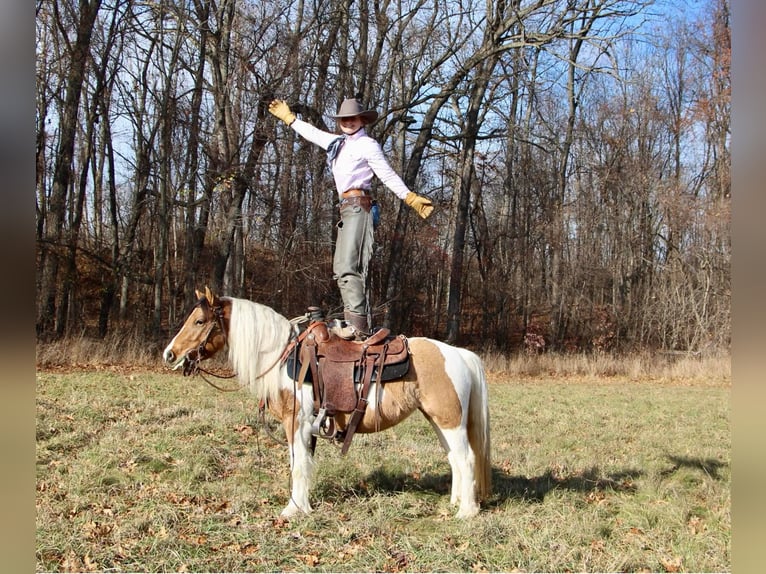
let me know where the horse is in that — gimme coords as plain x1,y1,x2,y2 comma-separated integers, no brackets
162,288,491,518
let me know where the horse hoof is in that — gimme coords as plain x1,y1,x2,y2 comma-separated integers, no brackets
455,506,480,519
280,504,312,519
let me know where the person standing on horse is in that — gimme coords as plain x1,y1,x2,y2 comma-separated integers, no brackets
269,97,434,340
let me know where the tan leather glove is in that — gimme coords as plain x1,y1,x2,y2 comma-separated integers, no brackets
268,99,296,125
404,192,434,219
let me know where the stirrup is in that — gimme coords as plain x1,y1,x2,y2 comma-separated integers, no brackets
311,407,337,439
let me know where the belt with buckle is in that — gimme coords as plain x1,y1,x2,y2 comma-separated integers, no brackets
339,190,373,212
341,189,368,199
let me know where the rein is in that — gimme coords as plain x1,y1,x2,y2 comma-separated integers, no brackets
196,366,241,392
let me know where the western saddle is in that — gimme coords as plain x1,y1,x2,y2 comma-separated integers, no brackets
284,319,410,454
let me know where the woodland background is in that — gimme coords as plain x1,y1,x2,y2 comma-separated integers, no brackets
35,0,730,354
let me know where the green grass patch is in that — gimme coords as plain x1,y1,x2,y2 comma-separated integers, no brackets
36,370,729,572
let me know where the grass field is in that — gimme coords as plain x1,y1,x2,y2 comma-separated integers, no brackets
36,361,730,572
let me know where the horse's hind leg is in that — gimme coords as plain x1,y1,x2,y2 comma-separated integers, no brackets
428,420,479,518
425,420,461,504
444,427,480,518
411,338,481,517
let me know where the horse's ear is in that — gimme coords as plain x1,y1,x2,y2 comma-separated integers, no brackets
204,286,215,305
195,289,203,301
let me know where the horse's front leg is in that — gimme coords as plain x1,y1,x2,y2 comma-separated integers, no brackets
279,386,316,518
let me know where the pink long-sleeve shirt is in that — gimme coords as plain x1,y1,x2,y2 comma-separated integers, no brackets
290,119,412,200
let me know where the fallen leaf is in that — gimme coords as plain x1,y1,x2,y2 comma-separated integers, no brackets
271,516,289,528
62,550,82,572
387,548,409,570
586,491,607,504
152,525,168,540
179,532,208,545
235,424,255,437
660,556,683,573
83,554,99,572
298,552,320,566
241,543,259,555
687,515,706,534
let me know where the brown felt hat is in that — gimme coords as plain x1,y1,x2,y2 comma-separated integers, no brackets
331,98,379,123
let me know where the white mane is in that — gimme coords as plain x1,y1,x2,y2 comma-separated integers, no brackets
224,297,293,403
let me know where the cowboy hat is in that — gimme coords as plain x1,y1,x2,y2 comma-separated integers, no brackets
331,98,379,123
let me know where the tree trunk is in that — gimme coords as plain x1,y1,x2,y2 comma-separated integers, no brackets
37,0,103,337
445,59,495,343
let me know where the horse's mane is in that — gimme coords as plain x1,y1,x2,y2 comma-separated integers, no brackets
224,297,292,403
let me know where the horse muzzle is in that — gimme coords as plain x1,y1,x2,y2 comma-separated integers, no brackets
163,350,186,370
163,348,200,373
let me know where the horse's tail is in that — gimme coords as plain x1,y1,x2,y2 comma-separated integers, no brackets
462,349,492,499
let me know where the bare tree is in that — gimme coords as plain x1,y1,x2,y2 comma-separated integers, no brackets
36,0,103,337
34,0,729,355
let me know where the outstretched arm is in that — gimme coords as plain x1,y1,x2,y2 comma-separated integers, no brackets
364,139,434,219
269,99,337,150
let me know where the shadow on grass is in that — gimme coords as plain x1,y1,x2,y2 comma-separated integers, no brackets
659,454,729,481
487,466,643,505
317,465,644,506
312,468,451,501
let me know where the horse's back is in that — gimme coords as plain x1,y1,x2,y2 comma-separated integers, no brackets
407,337,485,386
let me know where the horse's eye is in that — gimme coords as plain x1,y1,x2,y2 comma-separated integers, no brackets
195,319,205,326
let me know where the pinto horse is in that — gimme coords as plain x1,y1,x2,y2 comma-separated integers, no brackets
162,288,491,518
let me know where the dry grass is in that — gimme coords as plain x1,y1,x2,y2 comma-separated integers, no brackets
36,346,730,572
37,335,731,385
36,333,165,371
481,348,730,386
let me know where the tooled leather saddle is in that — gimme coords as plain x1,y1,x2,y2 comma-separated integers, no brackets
285,321,410,454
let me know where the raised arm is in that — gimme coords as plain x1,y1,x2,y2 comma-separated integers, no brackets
269,99,337,150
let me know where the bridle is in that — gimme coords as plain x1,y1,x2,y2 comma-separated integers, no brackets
181,297,290,393
180,298,240,390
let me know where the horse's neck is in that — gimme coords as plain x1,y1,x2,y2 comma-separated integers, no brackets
227,297,291,354
226,297,293,401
